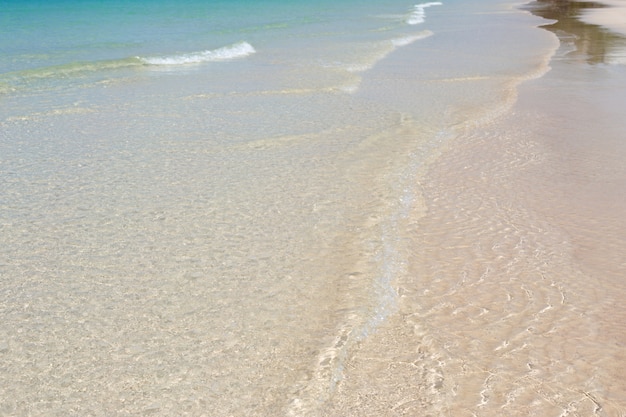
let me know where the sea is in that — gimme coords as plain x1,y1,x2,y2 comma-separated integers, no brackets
1,0,624,416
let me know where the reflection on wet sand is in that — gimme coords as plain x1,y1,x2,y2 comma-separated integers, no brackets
525,0,626,63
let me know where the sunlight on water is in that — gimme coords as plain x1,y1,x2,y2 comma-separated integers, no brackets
2,0,625,415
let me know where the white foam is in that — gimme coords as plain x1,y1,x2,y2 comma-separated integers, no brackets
338,30,434,94
347,31,433,73
406,2,443,25
391,30,434,47
140,42,256,65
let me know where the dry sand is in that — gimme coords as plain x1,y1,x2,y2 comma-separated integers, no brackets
578,0,626,36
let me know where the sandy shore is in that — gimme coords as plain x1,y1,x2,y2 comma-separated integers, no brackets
578,0,626,36
325,1,626,415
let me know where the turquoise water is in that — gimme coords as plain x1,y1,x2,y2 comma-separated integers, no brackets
0,0,462,126
0,1,560,415
1,0,444,93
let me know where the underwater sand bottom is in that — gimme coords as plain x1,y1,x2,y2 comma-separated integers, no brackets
324,64,626,417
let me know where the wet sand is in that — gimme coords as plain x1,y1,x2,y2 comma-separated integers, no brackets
326,1,626,415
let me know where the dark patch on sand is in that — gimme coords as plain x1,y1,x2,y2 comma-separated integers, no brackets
524,0,626,63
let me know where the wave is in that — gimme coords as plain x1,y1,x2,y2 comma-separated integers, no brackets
345,30,434,74
406,2,443,25
0,42,257,93
138,42,256,65
391,30,434,47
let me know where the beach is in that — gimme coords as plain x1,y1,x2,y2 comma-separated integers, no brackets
1,0,625,415
578,0,626,36
326,1,626,415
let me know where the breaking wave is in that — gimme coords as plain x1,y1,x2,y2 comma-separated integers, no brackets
407,2,443,25
139,42,256,65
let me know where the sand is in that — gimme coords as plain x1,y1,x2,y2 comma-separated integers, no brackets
2,2,623,415
578,0,626,36
324,1,626,415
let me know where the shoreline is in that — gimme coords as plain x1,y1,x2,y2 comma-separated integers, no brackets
526,0,626,64
410,0,626,413
326,0,626,414
2,1,623,415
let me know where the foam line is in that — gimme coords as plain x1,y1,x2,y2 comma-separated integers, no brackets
139,42,256,65
407,2,443,25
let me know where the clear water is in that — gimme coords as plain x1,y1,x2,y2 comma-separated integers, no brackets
0,0,589,415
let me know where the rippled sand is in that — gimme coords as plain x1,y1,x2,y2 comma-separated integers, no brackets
325,4,626,416
2,2,625,416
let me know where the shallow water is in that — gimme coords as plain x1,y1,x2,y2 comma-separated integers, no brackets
2,0,623,416
324,3,626,416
